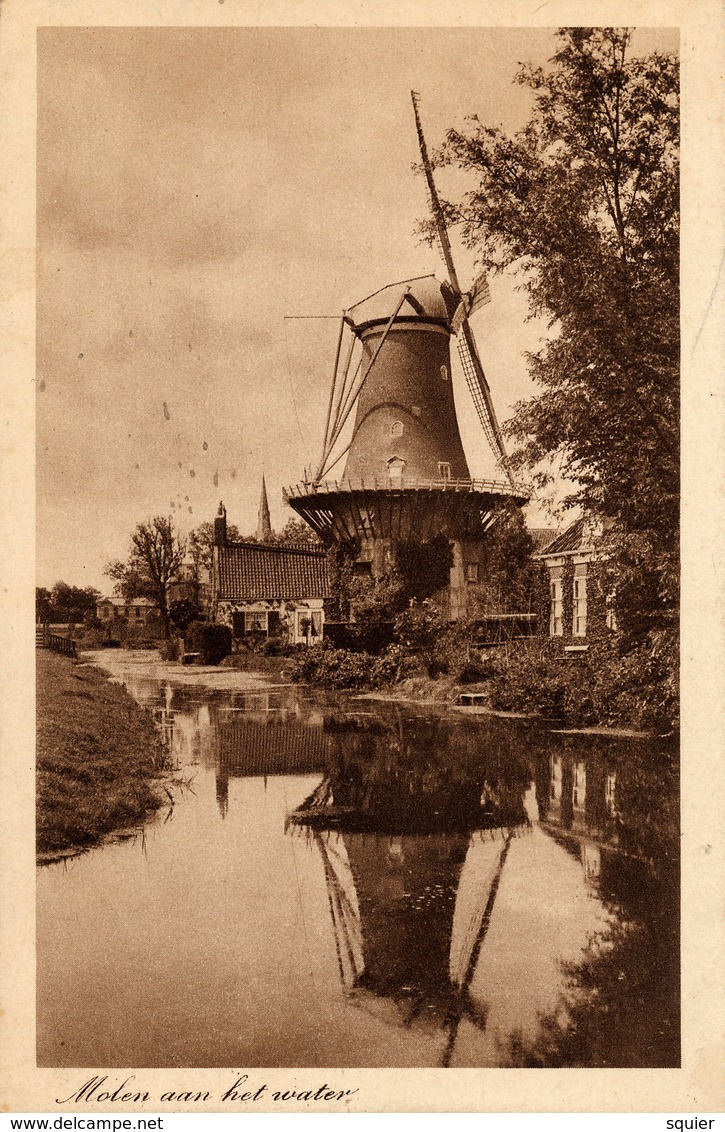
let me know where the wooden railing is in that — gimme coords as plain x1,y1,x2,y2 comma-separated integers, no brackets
284,475,530,500
45,632,78,659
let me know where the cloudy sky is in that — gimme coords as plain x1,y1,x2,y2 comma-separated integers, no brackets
36,26,677,593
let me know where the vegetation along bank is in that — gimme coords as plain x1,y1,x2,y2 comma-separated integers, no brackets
36,651,171,858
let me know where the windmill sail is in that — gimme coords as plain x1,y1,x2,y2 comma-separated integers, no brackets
410,91,514,483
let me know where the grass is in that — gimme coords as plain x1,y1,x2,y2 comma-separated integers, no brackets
36,651,171,857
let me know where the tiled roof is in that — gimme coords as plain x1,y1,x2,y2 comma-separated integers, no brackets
527,527,559,552
536,517,590,557
217,542,332,601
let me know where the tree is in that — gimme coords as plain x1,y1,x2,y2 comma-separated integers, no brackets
47,582,101,623
429,28,678,632
269,517,322,548
188,520,240,574
169,598,201,632
105,516,186,637
240,517,322,548
36,587,53,623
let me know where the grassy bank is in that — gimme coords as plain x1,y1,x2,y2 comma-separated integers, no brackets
37,651,171,857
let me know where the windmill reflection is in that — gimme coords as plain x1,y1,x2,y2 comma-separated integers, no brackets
286,713,532,1064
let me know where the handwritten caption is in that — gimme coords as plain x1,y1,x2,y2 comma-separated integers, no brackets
56,1075,358,1107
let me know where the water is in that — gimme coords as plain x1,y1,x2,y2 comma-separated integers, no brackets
37,650,679,1068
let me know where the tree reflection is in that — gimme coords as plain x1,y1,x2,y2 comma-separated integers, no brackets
505,735,679,1067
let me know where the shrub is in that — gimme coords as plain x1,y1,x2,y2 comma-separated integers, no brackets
290,645,378,689
158,637,182,661
258,636,298,657
393,599,446,651
184,621,232,665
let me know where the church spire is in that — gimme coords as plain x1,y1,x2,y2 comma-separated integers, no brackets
256,475,272,542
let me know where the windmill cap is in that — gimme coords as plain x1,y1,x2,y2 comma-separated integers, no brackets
345,275,459,334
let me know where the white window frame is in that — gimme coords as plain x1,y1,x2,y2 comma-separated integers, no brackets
244,610,268,634
296,609,322,642
573,567,587,637
465,562,479,583
438,461,451,481
391,420,404,438
550,577,563,637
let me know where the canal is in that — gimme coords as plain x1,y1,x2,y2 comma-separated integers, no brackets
37,650,679,1069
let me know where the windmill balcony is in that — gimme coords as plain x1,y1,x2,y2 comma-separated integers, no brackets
284,475,529,500
284,475,530,546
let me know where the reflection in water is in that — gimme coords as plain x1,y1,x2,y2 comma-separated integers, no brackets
36,651,679,1068
285,714,532,1064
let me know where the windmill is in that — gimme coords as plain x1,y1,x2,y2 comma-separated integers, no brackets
284,93,527,620
410,90,513,482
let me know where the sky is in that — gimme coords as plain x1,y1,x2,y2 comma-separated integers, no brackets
36,26,678,593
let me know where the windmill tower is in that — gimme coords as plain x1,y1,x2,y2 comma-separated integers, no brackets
285,93,527,619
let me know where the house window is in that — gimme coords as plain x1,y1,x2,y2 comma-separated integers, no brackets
465,563,479,583
573,564,588,637
605,594,618,632
605,772,617,816
387,456,406,481
440,364,449,382
573,761,586,809
438,461,451,481
297,610,322,641
549,573,563,637
391,420,404,438
245,610,268,634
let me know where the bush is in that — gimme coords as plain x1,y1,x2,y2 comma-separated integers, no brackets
478,630,678,731
393,600,446,651
184,621,232,665
290,645,379,689
158,637,182,661
257,636,298,657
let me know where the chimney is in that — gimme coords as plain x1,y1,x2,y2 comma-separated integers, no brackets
214,501,227,546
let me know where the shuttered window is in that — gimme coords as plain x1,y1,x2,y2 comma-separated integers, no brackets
245,610,268,633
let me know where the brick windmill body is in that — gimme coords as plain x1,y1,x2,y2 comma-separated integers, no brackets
285,94,528,620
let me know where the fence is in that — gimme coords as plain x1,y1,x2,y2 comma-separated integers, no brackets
43,631,78,659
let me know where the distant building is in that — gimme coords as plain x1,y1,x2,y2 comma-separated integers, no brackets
96,596,156,625
168,554,211,614
256,475,272,542
210,502,332,645
535,517,615,650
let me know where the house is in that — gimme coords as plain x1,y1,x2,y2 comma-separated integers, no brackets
535,517,616,651
96,596,157,625
211,503,332,645
527,527,559,554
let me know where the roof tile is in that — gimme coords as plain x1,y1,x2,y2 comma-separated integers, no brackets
537,517,589,557
217,542,332,601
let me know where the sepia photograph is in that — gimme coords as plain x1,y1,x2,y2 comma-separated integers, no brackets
33,21,681,1072
2,0,721,1115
